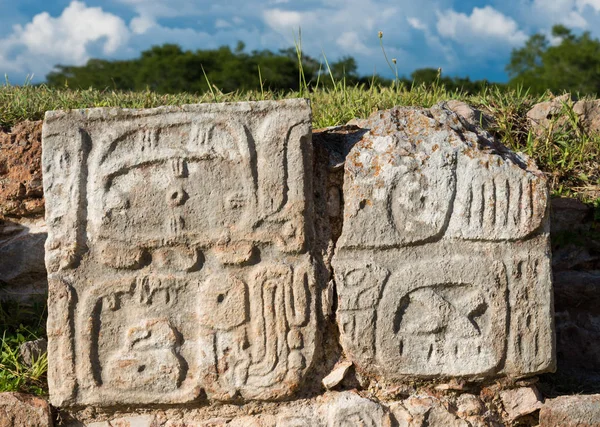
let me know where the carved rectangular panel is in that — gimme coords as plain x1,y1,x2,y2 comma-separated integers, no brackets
42,100,317,406
333,104,555,381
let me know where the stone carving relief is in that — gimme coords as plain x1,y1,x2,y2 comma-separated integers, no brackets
42,100,317,406
42,100,555,410
332,104,554,380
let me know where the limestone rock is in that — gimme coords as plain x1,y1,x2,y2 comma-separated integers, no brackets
400,395,468,427
0,392,53,427
76,392,391,426
539,394,600,426
19,338,48,367
332,104,554,381
526,94,575,136
0,218,47,302
573,99,600,134
445,100,495,131
87,415,157,427
456,393,485,418
321,391,392,427
499,386,543,422
43,100,317,406
322,360,353,390
528,94,600,137
0,120,44,218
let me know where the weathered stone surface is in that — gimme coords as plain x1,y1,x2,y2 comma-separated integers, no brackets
72,392,393,426
0,392,53,427
19,338,48,367
528,94,600,138
322,360,353,390
0,120,45,218
445,100,495,131
87,415,157,427
0,218,47,302
43,100,317,406
332,103,554,381
321,391,392,426
526,94,575,136
499,386,543,422
539,394,600,427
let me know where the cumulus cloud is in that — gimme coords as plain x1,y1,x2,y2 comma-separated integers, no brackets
336,31,369,54
525,0,600,29
13,0,600,85
407,17,427,31
130,15,155,34
263,8,308,32
0,1,129,81
578,0,600,11
436,6,528,47
215,19,232,29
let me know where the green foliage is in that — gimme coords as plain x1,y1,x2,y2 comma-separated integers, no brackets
0,326,48,395
0,299,47,395
46,43,333,94
44,41,496,96
474,87,599,201
409,68,498,95
2,77,598,200
507,25,600,95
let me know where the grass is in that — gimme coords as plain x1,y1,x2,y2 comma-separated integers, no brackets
1,82,599,201
0,299,47,395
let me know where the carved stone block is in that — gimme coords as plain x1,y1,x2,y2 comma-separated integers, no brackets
42,100,317,406
332,104,555,381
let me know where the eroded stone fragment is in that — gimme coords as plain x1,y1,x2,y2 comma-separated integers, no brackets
322,360,353,390
500,386,543,422
332,103,554,381
539,394,600,427
43,100,317,406
0,392,53,427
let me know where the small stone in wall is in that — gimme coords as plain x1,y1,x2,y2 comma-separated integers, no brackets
539,394,600,427
0,392,53,427
19,338,48,367
0,120,45,217
499,386,543,422
322,360,353,390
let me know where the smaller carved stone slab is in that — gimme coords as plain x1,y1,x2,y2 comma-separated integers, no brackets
42,100,317,406
332,104,555,381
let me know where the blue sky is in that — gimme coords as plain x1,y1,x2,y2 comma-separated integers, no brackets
1,0,600,85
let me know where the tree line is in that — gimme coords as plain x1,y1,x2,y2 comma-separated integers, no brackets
46,25,600,96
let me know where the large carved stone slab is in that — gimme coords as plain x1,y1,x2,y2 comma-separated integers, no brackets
332,104,555,381
42,100,317,406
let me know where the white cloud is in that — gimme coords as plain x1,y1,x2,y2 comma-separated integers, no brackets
564,11,589,28
577,0,600,12
0,1,129,81
436,6,528,47
336,31,369,54
408,17,427,31
526,0,600,29
130,15,155,34
214,19,231,29
3,0,555,85
263,9,307,31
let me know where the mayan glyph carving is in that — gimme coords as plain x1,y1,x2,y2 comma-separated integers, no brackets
332,104,554,380
42,100,317,406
